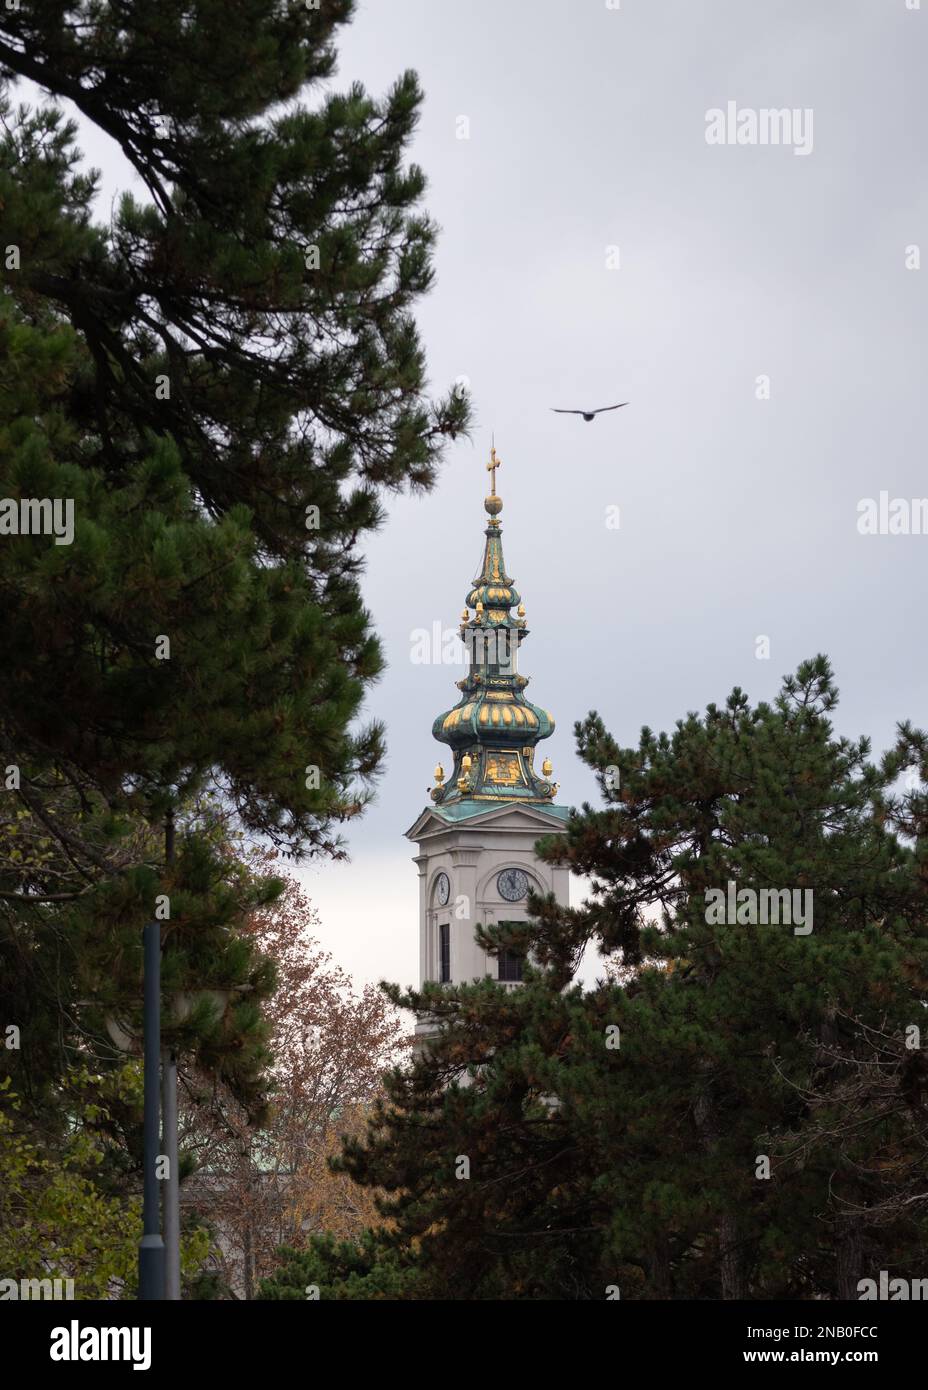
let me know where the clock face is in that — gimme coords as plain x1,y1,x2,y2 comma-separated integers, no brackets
435,872,450,906
497,868,529,902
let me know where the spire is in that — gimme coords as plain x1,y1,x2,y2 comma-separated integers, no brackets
429,443,558,806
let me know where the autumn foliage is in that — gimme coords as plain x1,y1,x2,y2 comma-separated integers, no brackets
181,873,407,1298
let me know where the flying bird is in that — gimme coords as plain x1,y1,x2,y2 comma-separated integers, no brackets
550,402,628,422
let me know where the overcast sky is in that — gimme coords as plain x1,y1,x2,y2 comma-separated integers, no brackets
298,0,927,991
20,0,927,991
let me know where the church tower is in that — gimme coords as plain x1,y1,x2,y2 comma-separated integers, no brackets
405,446,570,1018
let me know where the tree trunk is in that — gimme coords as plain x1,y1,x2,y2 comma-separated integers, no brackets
695,1077,747,1298
719,1208,746,1300
835,1214,863,1300
243,1222,255,1301
648,1237,672,1298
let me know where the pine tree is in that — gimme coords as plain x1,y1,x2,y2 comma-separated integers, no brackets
0,1,467,852
319,658,928,1299
0,0,466,1264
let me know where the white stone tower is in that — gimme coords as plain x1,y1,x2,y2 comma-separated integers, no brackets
405,445,570,1025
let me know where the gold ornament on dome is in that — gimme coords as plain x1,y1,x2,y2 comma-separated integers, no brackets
485,753,522,786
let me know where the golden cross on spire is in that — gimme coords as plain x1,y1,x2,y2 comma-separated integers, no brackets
486,442,501,495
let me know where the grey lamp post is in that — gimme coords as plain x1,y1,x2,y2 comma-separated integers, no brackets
138,914,165,1299
161,807,181,1300
138,806,181,1300
161,1049,180,1298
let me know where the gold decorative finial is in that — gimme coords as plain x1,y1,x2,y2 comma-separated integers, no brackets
487,444,501,495
434,763,445,786
485,440,503,517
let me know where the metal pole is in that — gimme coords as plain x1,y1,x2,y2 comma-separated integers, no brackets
138,919,165,1299
161,805,181,1300
161,1047,181,1299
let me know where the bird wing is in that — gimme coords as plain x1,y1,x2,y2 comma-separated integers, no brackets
550,408,584,414
591,402,629,414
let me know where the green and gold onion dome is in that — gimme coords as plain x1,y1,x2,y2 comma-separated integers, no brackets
429,446,558,806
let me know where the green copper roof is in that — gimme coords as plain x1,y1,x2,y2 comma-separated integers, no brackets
428,447,561,810
425,799,571,824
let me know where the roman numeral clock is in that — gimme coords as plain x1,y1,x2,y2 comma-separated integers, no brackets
405,446,570,1041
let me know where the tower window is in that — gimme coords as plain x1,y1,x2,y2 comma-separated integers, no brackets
438,923,451,983
497,948,523,982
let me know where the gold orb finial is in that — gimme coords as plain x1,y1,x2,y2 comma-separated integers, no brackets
542,758,553,778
